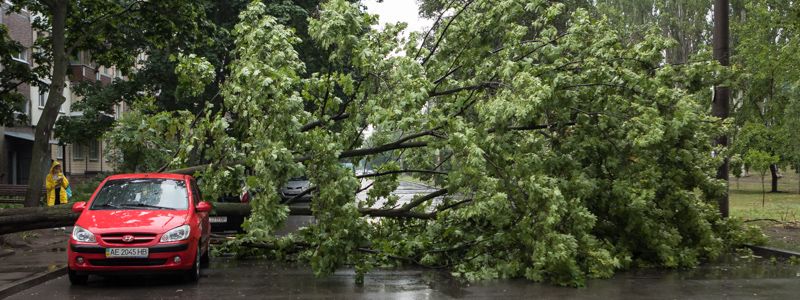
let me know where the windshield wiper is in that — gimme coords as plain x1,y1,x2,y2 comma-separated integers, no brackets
121,203,177,210
93,203,122,209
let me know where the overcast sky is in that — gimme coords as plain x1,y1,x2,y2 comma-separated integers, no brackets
363,0,433,34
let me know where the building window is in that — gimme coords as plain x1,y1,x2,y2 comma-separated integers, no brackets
12,47,28,64
73,144,84,161
56,145,64,159
89,140,100,161
38,90,46,107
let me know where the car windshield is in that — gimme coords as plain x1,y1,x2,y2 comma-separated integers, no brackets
90,179,189,210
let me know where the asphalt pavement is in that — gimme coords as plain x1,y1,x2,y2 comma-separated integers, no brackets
7,256,800,299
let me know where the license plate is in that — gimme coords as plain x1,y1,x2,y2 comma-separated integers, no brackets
210,216,228,223
105,248,149,258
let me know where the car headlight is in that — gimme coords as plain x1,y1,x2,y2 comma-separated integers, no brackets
71,226,96,243
160,225,191,242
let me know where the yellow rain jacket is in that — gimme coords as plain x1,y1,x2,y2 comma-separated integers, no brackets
45,161,69,206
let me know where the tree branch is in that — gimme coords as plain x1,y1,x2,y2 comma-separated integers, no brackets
358,169,447,179
429,81,501,97
413,0,457,60
421,0,476,66
300,112,350,132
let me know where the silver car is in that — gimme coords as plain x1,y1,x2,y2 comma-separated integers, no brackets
280,176,312,202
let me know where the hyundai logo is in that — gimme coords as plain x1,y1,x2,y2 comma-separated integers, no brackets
122,235,135,243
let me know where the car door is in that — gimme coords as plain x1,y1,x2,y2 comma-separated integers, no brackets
190,179,210,249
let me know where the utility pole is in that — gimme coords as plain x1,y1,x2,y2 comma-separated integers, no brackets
713,0,730,218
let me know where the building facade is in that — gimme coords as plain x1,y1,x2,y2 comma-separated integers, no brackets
1,3,125,184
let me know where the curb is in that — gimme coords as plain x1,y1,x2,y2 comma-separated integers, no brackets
745,244,800,259
0,266,66,299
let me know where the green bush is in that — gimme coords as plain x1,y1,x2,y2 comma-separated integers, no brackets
70,175,106,203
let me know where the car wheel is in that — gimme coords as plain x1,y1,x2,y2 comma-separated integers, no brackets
68,267,88,285
200,246,210,268
185,245,201,282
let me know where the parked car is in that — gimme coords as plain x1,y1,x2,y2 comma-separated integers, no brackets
279,163,355,203
279,176,312,203
211,188,250,233
66,173,211,284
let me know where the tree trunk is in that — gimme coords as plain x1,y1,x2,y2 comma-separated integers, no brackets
713,0,730,217
769,164,780,193
761,175,766,208
0,206,78,235
24,0,70,207
0,202,441,235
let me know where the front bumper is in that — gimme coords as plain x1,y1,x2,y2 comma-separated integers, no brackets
68,241,197,274
280,191,312,201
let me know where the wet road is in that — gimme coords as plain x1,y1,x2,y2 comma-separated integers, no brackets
8,256,800,299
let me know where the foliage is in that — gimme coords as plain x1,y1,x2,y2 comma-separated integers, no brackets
59,0,327,142
104,99,194,173
131,0,768,287
0,25,39,126
730,0,800,191
97,1,332,179
69,175,105,203
593,0,712,64
744,149,779,207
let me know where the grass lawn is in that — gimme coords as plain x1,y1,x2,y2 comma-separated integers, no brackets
730,169,800,252
730,169,800,222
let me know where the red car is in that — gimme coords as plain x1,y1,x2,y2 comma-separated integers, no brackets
67,173,212,284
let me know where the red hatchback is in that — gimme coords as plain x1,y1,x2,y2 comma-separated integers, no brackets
67,173,211,284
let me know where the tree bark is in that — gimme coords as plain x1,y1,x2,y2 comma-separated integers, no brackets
0,206,78,235
713,0,730,218
24,0,70,207
769,164,779,193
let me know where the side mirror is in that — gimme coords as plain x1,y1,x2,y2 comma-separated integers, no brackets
196,201,212,213
72,201,87,213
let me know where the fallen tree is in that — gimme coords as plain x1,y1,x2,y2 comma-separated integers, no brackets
0,197,461,235
99,0,766,287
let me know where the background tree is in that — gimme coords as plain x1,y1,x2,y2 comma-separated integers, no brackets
9,0,208,206
744,149,779,207
593,0,712,64
0,25,41,126
731,0,800,193
730,154,743,190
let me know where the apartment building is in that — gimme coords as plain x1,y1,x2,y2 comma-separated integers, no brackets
1,3,126,184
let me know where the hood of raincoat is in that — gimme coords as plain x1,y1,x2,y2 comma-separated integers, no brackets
49,161,63,175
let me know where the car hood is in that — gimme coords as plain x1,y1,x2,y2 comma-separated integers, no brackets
282,181,310,190
77,209,189,234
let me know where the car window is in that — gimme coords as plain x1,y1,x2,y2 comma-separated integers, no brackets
191,179,202,204
90,179,189,210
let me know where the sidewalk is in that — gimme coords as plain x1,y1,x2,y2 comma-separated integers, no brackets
0,229,70,298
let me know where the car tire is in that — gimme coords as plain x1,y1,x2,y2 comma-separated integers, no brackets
68,267,88,285
200,246,210,268
185,245,201,282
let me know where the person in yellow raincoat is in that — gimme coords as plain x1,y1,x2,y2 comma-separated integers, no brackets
46,161,69,206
